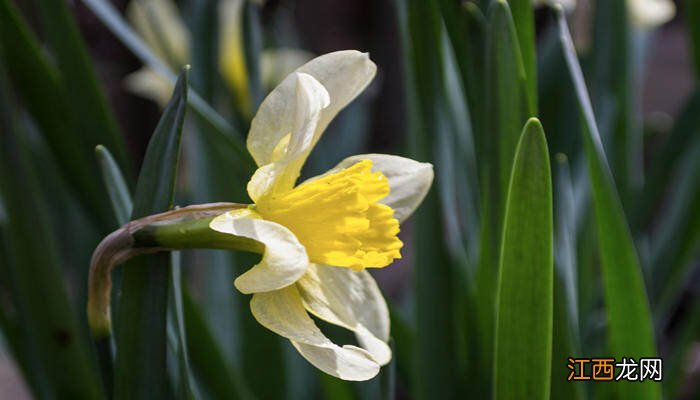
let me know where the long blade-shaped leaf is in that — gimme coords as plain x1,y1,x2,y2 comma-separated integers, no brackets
0,58,105,400
685,0,700,78
182,288,253,400
506,0,537,111
401,0,461,397
95,145,133,226
589,0,637,205
33,0,128,170
493,118,552,400
557,12,659,400
475,3,532,388
0,0,119,228
114,69,189,399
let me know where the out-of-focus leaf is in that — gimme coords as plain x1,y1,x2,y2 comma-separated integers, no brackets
183,0,218,101
380,339,396,400
0,0,120,228
183,288,253,400
686,0,700,78
506,0,537,112
439,0,487,143
242,0,263,112
633,87,700,230
551,154,583,400
486,0,533,204
80,0,254,174
663,289,700,399
114,69,189,399
590,0,637,205
401,0,460,398
319,374,354,400
493,119,552,400
95,145,133,226
550,275,584,400
0,58,105,400
651,138,700,313
557,12,660,400
554,154,578,328
33,0,128,167
168,254,196,400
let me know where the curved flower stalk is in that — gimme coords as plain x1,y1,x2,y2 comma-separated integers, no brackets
125,0,312,112
533,0,675,29
88,50,433,381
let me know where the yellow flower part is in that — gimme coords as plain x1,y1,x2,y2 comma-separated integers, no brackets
218,0,250,115
255,160,402,270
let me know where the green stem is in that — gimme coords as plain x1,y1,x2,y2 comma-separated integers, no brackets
134,215,264,253
87,202,260,338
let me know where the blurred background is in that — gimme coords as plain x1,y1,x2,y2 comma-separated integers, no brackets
0,0,698,398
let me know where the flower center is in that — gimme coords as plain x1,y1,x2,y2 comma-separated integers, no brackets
255,159,403,270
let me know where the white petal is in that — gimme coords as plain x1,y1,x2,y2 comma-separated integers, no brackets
126,0,190,66
628,0,675,29
247,50,377,167
251,286,380,380
247,73,330,202
296,264,391,365
209,209,309,293
124,68,174,107
321,154,433,223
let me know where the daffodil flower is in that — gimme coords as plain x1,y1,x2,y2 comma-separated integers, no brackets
211,50,432,380
125,0,312,112
88,50,433,381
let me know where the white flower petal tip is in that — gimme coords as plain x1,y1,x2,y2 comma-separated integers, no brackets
297,265,392,366
248,50,377,167
326,154,434,223
251,286,381,381
209,209,309,294
292,341,380,381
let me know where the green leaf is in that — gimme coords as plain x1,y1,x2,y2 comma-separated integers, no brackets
650,138,700,313
493,118,553,400
550,275,584,400
633,87,700,230
95,145,133,226
685,0,700,78
401,0,462,398
183,288,253,400
0,58,105,400
114,69,189,399
168,254,196,399
474,3,532,389
33,0,128,169
506,0,537,112
439,0,487,144
486,0,532,206
589,0,637,205
242,0,263,112
0,0,121,228
557,13,659,399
